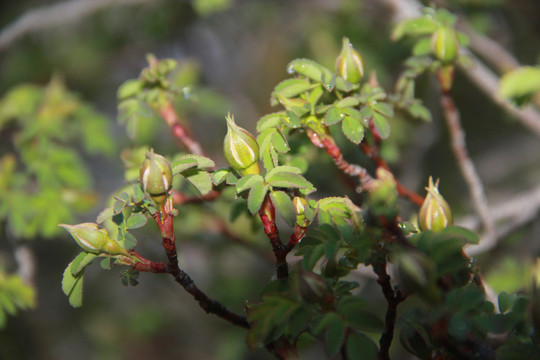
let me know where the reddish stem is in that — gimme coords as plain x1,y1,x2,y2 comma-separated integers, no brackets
320,137,374,186
158,102,203,155
258,195,289,279
142,210,249,329
360,142,424,207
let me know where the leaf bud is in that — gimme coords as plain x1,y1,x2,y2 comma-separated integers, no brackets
336,37,365,84
139,151,173,207
418,177,452,232
295,267,333,307
293,196,310,227
431,27,459,63
60,223,128,255
367,168,398,208
223,113,260,176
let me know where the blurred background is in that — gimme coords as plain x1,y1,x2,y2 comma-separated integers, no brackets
1,0,540,359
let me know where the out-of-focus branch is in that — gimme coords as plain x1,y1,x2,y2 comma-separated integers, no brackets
382,0,540,137
440,91,495,240
0,0,158,51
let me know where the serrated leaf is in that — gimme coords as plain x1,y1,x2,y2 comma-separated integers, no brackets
266,165,303,179
184,169,213,195
174,154,215,171
113,198,126,214
126,213,148,230
62,262,84,308
270,190,296,226
372,112,391,139
171,158,198,175
282,111,301,128
267,172,314,191
325,106,346,125
342,116,365,144
248,182,269,214
96,207,114,224
371,102,394,118
499,66,540,105
212,168,230,185
272,78,313,98
71,252,98,276
236,174,264,194
336,96,360,108
257,112,285,132
272,129,290,153
288,59,334,90
133,184,145,203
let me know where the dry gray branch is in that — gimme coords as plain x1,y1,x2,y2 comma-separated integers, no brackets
0,0,159,51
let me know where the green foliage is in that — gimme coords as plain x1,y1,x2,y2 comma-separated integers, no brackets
499,66,540,106
0,270,35,328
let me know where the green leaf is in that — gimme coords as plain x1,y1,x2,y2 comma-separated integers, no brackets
346,332,378,360
70,252,98,276
257,112,285,132
372,102,394,118
184,169,213,195
499,66,540,105
282,111,302,128
267,172,314,191
342,116,365,144
62,262,84,308
336,96,360,108
270,190,296,226
236,174,264,194
120,270,139,287
324,107,346,125
287,59,336,91
439,225,479,245
272,78,314,98
266,165,303,179
96,207,114,224
271,129,290,153
325,316,347,356
174,154,215,172
212,168,230,185
412,37,433,56
100,257,112,270
248,182,269,215
372,112,390,139
133,184,146,203
117,79,144,100
498,292,516,314
392,17,439,40
171,158,198,175
126,213,148,230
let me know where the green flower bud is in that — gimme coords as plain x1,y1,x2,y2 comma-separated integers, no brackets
336,37,365,84
431,27,459,63
293,196,310,227
60,223,128,255
418,177,452,232
368,168,398,208
223,113,260,176
140,151,173,207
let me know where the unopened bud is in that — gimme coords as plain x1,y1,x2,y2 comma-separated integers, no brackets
140,151,173,207
223,113,260,176
336,37,365,84
418,177,452,232
295,267,332,306
431,27,459,63
368,168,398,208
60,223,128,255
293,196,310,227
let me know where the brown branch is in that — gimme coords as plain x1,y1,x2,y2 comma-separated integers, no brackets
139,210,250,329
0,0,157,51
158,102,204,155
440,90,496,240
373,258,404,360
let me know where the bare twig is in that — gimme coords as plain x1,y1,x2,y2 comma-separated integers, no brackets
0,0,157,51
440,91,496,240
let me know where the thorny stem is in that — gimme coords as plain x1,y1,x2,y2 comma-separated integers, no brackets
439,86,495,241
158,101,203,155
258,195,307,280
135,210,250,329
373,258,404,360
